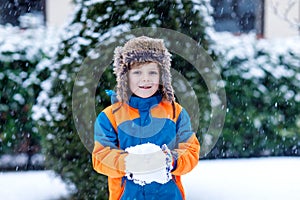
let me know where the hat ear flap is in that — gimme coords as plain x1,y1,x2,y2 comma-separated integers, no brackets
160,51,174,102
113,46,128,102
117,72,128,102
161,66,174,102
113,47,124,75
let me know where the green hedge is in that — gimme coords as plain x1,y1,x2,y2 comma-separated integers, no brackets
0,25,58,158
208,33,300,158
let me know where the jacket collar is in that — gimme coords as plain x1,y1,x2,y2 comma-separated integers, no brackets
128,91,162,111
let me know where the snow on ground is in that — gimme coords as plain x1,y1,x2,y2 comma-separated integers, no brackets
0,171,72,200
0,157,300,200
182,157,300,200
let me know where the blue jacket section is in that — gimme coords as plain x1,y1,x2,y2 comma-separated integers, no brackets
93,92,200,200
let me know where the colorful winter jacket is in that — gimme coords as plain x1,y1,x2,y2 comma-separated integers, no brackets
92,93,200,200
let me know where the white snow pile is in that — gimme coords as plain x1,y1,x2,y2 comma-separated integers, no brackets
124,143,172,186
182,157,300,200
0,25,60,63
1,157,300,200
0,170,75,200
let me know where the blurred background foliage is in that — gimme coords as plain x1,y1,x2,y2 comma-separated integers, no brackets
0,0,299,199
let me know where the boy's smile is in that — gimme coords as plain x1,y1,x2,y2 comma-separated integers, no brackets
139,85,152,89
129,62,160,98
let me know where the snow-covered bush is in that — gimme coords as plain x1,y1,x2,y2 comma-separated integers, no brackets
0,24,59,158
33,0,214,199
209,32,300,158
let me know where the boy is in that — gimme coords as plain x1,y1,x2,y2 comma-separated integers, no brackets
92,36,200,200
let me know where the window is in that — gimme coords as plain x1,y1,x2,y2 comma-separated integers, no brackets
0,0,46,28
211,0,264,36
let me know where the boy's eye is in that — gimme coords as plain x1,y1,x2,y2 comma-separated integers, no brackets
132,71,141,75
149,71,158,75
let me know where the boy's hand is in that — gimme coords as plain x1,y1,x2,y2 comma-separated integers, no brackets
161,144,173,172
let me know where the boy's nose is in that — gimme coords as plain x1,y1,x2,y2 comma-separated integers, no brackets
141,74,150,82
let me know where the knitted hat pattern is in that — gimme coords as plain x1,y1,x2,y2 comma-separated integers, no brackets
113,36,174,102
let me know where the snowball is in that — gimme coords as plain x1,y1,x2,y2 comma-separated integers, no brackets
124,143,172,186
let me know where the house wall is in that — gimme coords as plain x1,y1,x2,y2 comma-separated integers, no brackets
264,0,300,38
46,0,74,28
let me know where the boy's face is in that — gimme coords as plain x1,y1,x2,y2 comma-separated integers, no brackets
128,62,160,98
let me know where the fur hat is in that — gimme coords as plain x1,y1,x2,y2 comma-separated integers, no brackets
113,36,174,102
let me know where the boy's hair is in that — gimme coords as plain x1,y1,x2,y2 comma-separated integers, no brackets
113,36,174,103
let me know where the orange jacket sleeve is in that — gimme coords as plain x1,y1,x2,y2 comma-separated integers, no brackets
171,107,200,176
92,106,127,178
